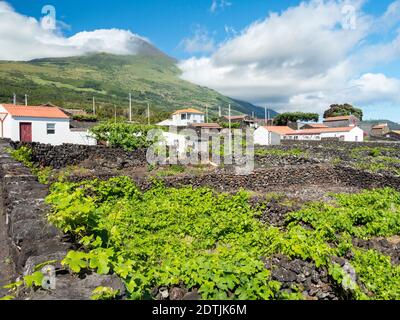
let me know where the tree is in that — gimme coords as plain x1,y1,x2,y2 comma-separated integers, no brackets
274,112,319,126
323,104,363,120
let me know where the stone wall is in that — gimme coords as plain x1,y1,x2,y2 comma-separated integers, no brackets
281,140,400,149
156,164,400,193
0,141,124,300
9,141,147,169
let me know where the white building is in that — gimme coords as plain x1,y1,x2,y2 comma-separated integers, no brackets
254,126,295,146
284,126,364,142
254,125,364,145
157,108,205,127
0,104,97,146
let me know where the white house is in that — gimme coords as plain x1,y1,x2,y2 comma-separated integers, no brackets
157,108,205,127
0,104,97,146
254,126,295,146
284,126,364,142
254,125,364,145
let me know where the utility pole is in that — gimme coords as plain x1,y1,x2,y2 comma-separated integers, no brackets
114,105,117,123
13,93,16,105
228,103,232,155
93,97,96,115
129,93,132,122
206,105,209,123
147,103,150,125
25,94,28,106
264,107,267,125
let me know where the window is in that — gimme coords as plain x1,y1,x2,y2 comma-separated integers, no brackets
47,123,55,135
181,114,187,120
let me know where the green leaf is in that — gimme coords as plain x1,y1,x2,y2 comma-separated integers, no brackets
62,251,88,273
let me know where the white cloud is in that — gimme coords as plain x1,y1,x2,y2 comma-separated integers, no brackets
180,0,400,116
0,2,152,61
210,0,232,13
180,26,216,54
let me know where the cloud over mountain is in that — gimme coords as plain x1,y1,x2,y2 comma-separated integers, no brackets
0,2,154,61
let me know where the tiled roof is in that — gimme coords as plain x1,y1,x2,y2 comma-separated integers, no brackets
190,123,222,129
173,108,204,115
264,126,296,135
286,127,356,135
303,124,328,128
224,115,247,120
372,124,388,129
1,104,70,119
323,116,357,122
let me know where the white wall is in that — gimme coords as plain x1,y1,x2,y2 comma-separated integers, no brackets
171,113,205,126
320,127,364,142
283,127,364,142
254,127,269,145
65,130,97,146
254,127,281,145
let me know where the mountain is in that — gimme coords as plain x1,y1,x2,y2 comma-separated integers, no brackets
0,51,275,122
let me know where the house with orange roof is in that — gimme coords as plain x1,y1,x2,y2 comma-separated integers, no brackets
0,104,97,145
254,125,364,145
284,126,364,142
157,108,205,127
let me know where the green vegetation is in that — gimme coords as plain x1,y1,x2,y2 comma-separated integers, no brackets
0,53,269,121
349,146,400,176
8,146,52,184
255,148,307,158
43,176,400,300
155,165,186,177
89,122,162,151
274,112,319,126
324,103,363,120
220,122,241,129
73,114,98,122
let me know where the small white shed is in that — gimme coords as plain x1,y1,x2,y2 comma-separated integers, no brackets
0,104,97,146
254,126,294,146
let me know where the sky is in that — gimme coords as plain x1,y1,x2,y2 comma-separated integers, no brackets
1,0,400,122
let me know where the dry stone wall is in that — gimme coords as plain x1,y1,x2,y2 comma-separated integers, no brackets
10,141,147,169
0,141,125,300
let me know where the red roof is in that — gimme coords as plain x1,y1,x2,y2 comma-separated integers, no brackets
1,104,70,119
303,124,328,128
173,108,204,115
190,123,222,129
286,127,356,135
224,115,247,120
323,116,357,122
264,126,296,135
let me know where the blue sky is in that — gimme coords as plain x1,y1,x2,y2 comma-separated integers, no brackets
6,0,396,59
2,0,400,121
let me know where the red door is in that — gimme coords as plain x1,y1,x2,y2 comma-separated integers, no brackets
19,123,32,142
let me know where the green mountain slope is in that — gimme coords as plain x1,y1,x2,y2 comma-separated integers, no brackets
0,52,274,121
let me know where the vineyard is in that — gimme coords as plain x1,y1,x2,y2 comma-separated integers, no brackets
43,179,400,300
1,141,400,300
